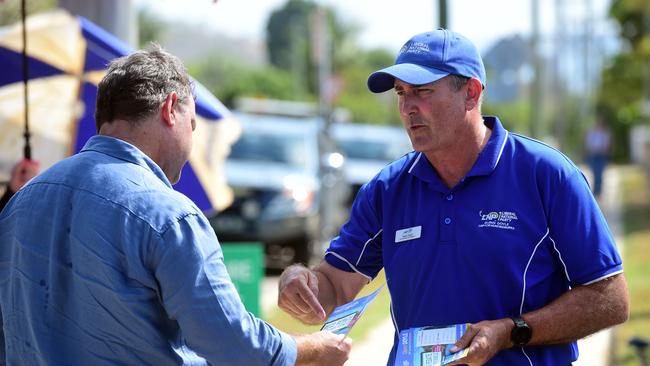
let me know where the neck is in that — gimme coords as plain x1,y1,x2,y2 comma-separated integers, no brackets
99,119,163,170
424,116,491,188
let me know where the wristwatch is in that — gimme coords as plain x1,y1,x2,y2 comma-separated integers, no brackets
510,316,532,347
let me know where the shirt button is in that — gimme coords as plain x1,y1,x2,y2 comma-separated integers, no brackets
444,217,452,225
446,194,454,201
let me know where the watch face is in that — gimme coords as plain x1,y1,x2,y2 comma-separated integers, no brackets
511,318,532,346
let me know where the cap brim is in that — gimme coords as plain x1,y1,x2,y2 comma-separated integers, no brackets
367,63,450,93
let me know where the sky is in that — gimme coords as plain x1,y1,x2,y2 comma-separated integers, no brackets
136,0,615,54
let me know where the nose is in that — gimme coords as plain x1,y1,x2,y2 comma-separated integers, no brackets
399,95,418,116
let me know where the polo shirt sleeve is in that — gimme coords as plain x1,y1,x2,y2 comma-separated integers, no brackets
547,169,623,287
149,213,296,366
325,180,384,281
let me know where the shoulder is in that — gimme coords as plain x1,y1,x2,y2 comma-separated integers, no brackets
506,133,582,182
370,151,420,187
35,152,203,234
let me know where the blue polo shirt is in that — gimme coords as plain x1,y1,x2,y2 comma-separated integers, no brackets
325,116,622,365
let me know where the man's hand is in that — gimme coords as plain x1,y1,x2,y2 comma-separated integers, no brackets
294,331,352,366
447,319,513,366
9,159,40,192
278,264,326,324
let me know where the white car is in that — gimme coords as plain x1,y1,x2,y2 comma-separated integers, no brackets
332,123,412,205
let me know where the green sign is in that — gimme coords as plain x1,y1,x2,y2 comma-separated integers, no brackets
221,242,263,316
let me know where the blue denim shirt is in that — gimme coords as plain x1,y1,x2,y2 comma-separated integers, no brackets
0,135,296,365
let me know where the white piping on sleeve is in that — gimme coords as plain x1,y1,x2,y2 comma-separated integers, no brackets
356,229,383,266
582,269,624,286
519,228,550,314
549,236,572,283
325,251,372,283
407,152,422,174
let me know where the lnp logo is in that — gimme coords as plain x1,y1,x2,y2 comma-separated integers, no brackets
399,41,431,56
478,210,518,230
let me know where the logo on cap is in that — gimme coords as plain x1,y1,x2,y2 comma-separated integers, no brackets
399,42,431,56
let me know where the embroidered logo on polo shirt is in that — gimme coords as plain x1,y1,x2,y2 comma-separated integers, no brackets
395,226,422,243
478,210,518,230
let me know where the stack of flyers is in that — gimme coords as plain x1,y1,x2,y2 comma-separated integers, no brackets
320,285,384,336
395,323,469,366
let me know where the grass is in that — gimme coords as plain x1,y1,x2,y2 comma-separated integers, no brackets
613,166,650,366
262,270,392,342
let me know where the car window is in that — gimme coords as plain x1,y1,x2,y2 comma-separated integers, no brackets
337,139,398,161
229,130,309,169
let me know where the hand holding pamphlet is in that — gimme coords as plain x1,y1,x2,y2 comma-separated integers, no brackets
320,285,384,336
395,323,469,366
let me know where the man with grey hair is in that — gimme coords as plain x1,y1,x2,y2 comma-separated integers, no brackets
0,45,351,365
278,29,628,365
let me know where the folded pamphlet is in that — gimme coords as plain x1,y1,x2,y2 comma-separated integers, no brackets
395,323,470,366
320,285,384,335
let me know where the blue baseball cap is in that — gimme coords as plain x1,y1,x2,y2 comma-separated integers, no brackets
367,29,486,93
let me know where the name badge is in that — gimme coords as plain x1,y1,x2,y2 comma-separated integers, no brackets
395,226,422,243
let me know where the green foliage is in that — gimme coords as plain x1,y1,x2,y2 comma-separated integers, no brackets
265,0,358,96
334,64,399,125
598,53,645,126
610,0,650,56
613,166,650,366
329,47,398,124
595,0,650,160
0,0,57,26
138,7,167,48
482,100,531,135
188,55,302,108
266,0,314,95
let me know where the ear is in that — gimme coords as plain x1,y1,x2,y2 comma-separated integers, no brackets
161,92,179,127
465,78,483,111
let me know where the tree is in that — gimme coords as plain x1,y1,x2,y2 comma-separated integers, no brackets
188,54,298,108
138,7,167,48
265,0,357,96
334,48,401,125
595,0,650,160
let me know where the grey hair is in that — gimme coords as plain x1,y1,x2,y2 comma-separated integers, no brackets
447,74,483,110
95,43,193,131
448,74,470,91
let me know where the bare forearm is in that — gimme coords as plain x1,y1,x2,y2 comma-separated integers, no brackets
524,274,629,346
450,274,629,365
312,263,363,316
293,331,352,366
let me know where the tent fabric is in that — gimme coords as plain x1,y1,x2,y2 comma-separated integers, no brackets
0,9,240,212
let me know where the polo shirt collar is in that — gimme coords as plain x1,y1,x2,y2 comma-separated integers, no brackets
80,135,173,188
408,116,508,187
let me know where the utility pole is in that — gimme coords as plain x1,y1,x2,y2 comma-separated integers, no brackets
582,0,595,126
529,0,543,139
438,0,448,28
311,7,336,263
553,0,567,148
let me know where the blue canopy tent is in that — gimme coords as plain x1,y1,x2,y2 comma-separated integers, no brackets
0,10,239,212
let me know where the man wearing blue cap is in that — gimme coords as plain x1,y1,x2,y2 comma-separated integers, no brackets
277,29,629,365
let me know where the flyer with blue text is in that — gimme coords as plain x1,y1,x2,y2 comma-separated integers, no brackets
395,323,469,366
320,286,383,335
